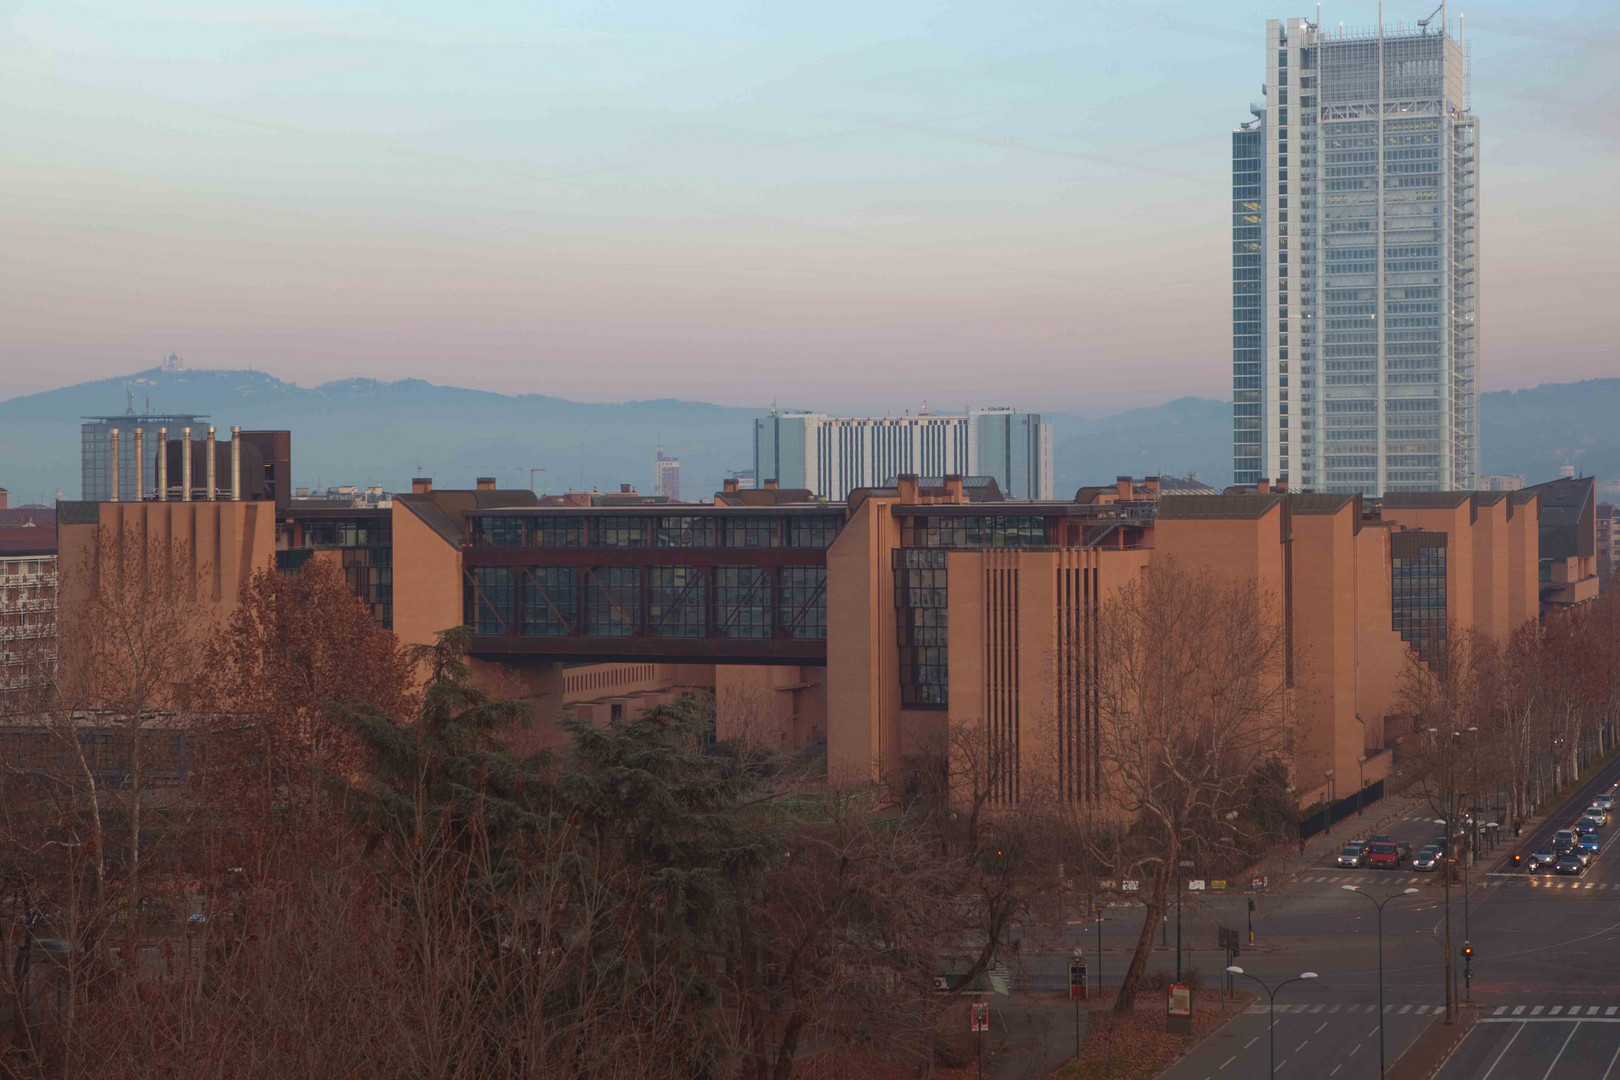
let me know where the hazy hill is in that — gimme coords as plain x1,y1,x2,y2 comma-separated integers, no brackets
2,369,1616,505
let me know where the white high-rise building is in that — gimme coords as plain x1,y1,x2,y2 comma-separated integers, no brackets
1233,14,1478,495
754,408,1054,501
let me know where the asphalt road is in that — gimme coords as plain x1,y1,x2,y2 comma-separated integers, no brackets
1146,753,1620,1080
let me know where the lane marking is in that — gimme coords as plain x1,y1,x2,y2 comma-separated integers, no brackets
1220,1055,1236,1070
1352,1040,1364,1054
1244,1037,1258,1049
1317,1022,1329,1033
1481,1018,1620,1023
1600,1032,1620,1080
1480,1022,1524,1080
1542,1023,1580,1080
1296,1041,1309,1052
1330,1066,1342,1077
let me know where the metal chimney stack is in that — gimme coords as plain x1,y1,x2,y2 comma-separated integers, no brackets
108,429,120,502
230,426,241,501
206,426,217,500
182,426,193,501
133,428,144,500
157,427,168,501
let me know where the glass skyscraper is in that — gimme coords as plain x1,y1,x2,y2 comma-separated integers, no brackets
1233,15,1478,495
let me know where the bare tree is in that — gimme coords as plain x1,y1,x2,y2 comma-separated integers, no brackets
1086,559,1293,1011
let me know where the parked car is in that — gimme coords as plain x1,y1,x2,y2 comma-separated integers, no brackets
1366,841,1404,869
1528,847,1558,870
1337,841,1367,868
1556,853,1585,875
1413,846,1441,871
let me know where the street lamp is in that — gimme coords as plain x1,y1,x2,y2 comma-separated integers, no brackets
1226,967,1318,1077
1342,886,1420,1078
1325,770,1336,835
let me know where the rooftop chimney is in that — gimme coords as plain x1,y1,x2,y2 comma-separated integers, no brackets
897,473,919,505
231,426,242,501
182,427,193,501
723,477,739,493
1143,476,1161,499
476,477,496,491
109,429,121,503
944,473,965,503
1275,479,1289,493
206,426,217,501
763,478,779,491
620,483,634,494
1255,478,1271,494
0,489,8,511
412,477,433,494
133,428,145,501
157,427,168,501
1115,476,1133,500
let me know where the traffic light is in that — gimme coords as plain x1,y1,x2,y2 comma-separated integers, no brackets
1463,944,1473,961
1248,898,1256,913
1513,852,1522,866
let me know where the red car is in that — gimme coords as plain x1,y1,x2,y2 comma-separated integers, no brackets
1365,841,1404,869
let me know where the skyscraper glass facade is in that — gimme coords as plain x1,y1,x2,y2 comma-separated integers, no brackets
1233,17,1478,495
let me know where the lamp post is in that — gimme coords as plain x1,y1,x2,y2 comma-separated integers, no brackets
1342,886,1420,1078
1325,770,1336,835
1358,754,1367,816
1225,967,1318,1077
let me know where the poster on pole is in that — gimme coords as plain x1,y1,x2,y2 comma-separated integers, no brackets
970,1002,990,1032
1167,983,1192,1016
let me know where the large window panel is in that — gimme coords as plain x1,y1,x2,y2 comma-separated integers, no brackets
468,566,515,636
777,566,827,639
649,566,706,638
522,567,577,636
585,567,641,636
715,566,772,638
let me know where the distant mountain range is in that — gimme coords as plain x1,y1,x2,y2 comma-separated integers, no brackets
1,368,1616,505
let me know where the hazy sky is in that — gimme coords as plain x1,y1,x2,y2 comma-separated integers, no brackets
2,1,1616,415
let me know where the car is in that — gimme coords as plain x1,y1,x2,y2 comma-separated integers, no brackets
1395,839,1412,860
1337,841,1367,868
1576,819,1600,837
1556,853,1585,875
1585,809,1610,827
1528,847,1558,870
1580,835,1601,860
1413,846,1441,871
1365,841,1404,869
1592,797,1614,813
1555,829,1579,852
1429,836,1449,854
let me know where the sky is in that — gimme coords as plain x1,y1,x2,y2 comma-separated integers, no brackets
1,1,1616,416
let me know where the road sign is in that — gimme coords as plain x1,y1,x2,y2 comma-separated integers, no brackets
1122,879,1140,892
1250,876,1267,890
1211,879,1227,891
971,1002,990,1032
1069,960,1087,1000
1188,879,1207,891
1100,878,1116,891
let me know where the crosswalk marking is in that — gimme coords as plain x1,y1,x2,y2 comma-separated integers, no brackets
1330,1004,1342,1013
1398,1005,1412,1014
1607,1007,1617,1016
1494,1006,1507,1016
1514,1006,1526,1016
1589,1007,1601,1016
1550,1006,1564,1016
1533,1006,1546,1015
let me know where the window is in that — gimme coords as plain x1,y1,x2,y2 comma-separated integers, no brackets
531,517,587,548
1391,536,1447,671
787,516,841,548
895,549,947,706
778,566,827,639
471,516,525,547
715,566,772,638
598,517,647,548
648,566,705,638
724,517,780,548
585,567,640,636
655,516,716,547
468,567,514,635
522,567,577,636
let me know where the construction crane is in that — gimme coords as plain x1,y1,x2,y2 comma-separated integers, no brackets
488,466,550,493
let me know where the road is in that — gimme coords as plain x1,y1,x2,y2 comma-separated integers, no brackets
1136,753,1620,1080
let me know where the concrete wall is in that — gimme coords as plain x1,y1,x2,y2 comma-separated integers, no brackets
390,501,463,651
825,494,903,785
